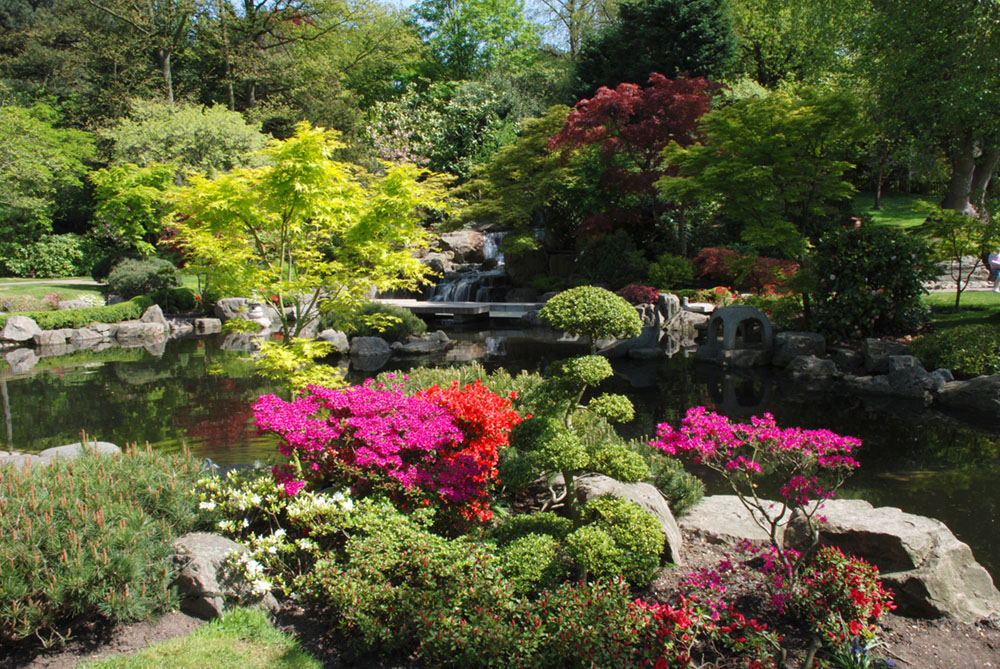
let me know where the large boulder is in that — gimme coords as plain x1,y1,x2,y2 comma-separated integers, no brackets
172,532,279,619
194,318,222,334
70,327,105,346
213,297,251,321
420,251,455,275
115,320,168,341
39,441,120,459
140,304,169,327
349,336,390,357
887,355,941,398
317,329,350,353
786,499,1000,623
438,230,485,263
863,338,908,374
773,332,826,368
787,355,838,379
574,474,684,565
33,329,68,347
936,375,1000,415
2,316,42,342
679,495,788,547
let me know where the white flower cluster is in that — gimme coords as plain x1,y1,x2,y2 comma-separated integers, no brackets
286,489,354,522
225,550,272,599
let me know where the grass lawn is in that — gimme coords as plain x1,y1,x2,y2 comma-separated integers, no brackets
82,608,320,669
923,290,1000,330
0,278,105,304
853,191,934,229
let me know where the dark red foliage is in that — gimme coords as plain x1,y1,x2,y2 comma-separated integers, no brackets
692,247,799,293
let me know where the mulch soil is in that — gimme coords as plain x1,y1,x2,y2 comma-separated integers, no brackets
5,532,999,668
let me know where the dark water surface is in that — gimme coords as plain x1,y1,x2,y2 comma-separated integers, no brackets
2,332,997,578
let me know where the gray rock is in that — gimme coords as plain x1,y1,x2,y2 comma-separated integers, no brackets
773,331,826,368
5,348,38,374
575,474,684,565
349,350,391,372
2,315,42,342
350,336,391,357
317,329,350,353
786,499,1000,623
116,321,168,340
33,330,68,347
887,355,938,397
862,338,908,374
106,294,124,306
438,230,485,263
787,355,838,378
830,347,864,374
140,304,169,327
656,293,681,326
843,374,892,395
39,441,121,458
679,495,788,546
602,325,662,359
90,323,113,336
213,297,251,321
933,368,955,383
421,251,455,275
429,330,450,343
70,328,105,345
172,532,279,619
391,338,450,356
57,299,94,310
936,375,1000,414
169,319,194,336
194,318,222,334
0,453,51,467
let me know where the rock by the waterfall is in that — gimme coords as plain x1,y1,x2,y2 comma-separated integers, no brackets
679,495,788,546
350,336,390,357
194,318,222,334
438,230,485,263
420,251,455,275
936,375,1000,414
773,332,826,368
317,329,350,353
574,474,684,565
787,355,838,378
5,348,38,374
172,532,279,619
140,304,169,327
786,499,1000,623
2,316,42,342
39,441,120,459
115,320,167,340
863,338,908,374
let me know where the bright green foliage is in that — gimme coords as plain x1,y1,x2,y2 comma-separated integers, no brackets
914,205,1000,309
565,497,664,585
319,301,427,342
647,252,694,289
0,296,154,330
148,286,197,313
381,361,545,405
106,257,181,299
0,444,201,644
811,226,934,340
574,0,737,95
171,122,448,342
410,0,542,80
0,104,94,243
624,437,704,516
911,324,1000,378
0,233,86,278
539,286,643,351
100,100,268,175
491,511,574,544
254,339,343,394
587,393,635,422
659,88,859,258
89,163,175,257
497,533,569,595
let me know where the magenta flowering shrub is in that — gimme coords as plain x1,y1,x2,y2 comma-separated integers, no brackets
621,284,660,305
255,379,469,504
651,407,860,575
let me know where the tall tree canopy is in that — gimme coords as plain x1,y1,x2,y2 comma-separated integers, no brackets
573,0,736,97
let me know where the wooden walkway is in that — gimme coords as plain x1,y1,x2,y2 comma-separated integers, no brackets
375,298,542,320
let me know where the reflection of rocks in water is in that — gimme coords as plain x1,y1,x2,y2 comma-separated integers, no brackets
220,332,261,352
486,336,506,357
444,341,487,363
703,369,773,416
350,352,391,372
114,364,175,386
612,359,659,388
5,348,38,375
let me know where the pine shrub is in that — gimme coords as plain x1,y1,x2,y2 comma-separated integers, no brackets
106,258,181,299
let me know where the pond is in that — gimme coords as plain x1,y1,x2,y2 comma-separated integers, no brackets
2,331,997,579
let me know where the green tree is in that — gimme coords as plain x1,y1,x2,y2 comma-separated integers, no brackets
410,0,542,80
0,104,94,244
89,163,176,258
915,205,1000,308
538,285,642,352
573,0,736,96
860,0,1000,216
658,88,859,258
170,122,449,342
534,0,620,58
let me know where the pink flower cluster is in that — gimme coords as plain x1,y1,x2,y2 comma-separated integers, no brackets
650,407,860,506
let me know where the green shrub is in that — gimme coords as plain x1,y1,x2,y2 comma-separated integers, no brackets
319,301,426,342
910,324,1000,377
529,273,571,294
539,285,642,350
735,291,804,330
0,444,201,643
107,258,181,299
565,497,664,586
149,286,197,313
647,253,695,290
491,512,574,545
497,533,568,595
0,234,86,278
812,226,934,339
0,296,154,329
575,230,648,289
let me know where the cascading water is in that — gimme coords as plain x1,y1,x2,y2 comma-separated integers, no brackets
428,231,510,302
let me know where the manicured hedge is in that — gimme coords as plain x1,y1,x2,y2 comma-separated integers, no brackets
0,296,154,330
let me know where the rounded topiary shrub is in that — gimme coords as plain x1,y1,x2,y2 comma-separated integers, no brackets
539,286,642,350
565,496,664,586
811,226,934,340
106,257,182,299
910,324,1000,378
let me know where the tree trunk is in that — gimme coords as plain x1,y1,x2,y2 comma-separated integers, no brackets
942,135,977,215
970,145,1000,213
158,48,174,106
874,162,884,210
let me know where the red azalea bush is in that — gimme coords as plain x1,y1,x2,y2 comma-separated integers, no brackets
254,379,522,524
692,247,799,293
621,284,661,305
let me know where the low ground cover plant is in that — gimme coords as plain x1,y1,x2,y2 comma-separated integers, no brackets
0,443,201,644
910,323,1000,377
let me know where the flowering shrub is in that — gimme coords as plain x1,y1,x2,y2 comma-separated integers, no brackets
694,285,738,306
621,284,660,305
692,247,798,293
651,407,860,575
735,290,803,330
255,379,521,524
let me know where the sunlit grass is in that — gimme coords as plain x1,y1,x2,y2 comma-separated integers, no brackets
923,291,1000,330
853,191,934,229
0,279,105,303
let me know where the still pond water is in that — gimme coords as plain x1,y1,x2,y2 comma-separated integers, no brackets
2,331,997,578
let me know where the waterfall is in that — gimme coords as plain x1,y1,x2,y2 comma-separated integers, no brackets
483,231,506,267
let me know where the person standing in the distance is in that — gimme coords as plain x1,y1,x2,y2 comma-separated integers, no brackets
989,249,1000,293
